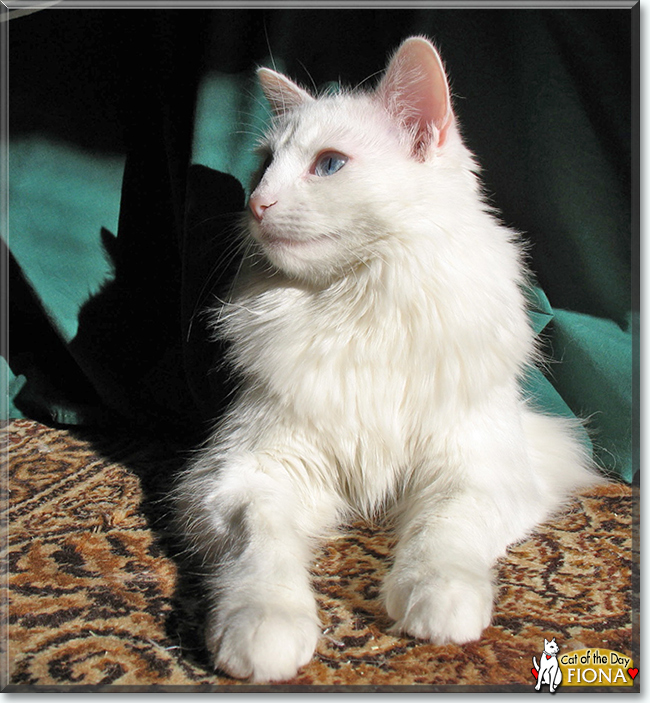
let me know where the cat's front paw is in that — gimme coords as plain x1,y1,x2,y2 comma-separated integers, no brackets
383,569,493,644
206,603,320,682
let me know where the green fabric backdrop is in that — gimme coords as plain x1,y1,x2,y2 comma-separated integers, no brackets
2,8,636,482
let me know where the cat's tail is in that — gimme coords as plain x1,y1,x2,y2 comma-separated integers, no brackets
523,407,604,520
533,656,539,672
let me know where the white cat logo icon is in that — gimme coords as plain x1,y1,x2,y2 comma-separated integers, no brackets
532,638,563,693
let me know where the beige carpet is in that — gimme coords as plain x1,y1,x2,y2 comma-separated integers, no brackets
2,418,637,691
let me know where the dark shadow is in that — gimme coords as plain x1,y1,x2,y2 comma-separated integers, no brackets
180,165,247,424
4,237,109,426
66,166,245,441
61,164,247,677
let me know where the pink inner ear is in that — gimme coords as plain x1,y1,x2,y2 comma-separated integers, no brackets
258,68,313,116
377,38,452,157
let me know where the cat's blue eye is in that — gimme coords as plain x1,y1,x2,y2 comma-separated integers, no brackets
313,152,348,177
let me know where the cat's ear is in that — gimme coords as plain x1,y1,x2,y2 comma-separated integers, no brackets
545,638,550,646
258,67,314,117
376,37,453,159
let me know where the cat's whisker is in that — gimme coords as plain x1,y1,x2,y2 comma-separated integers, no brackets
186,232,252,341
232,129,267,141
297,59,318,94
238,106,273,127
208,242,267,327
186,212,244,234
242,91,275,124
238,103,269,120
263,21,278,74
352,68,388,93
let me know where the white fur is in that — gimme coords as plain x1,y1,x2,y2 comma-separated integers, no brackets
175,38,600,682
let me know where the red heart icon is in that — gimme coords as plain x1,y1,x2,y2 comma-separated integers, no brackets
628,668,638,681
531,668,538,680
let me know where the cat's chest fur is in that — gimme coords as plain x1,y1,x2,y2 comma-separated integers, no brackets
224,267,427,420
219,235,528,483
219,268,438,504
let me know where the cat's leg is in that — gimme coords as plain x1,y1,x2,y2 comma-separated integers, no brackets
177,448,340,682
383,489,498,644
550,664,562,692
383,404,549,645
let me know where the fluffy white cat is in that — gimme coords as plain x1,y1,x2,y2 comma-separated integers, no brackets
176,37,599,682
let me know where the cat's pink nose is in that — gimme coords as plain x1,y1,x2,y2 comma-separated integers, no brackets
249,195,277,222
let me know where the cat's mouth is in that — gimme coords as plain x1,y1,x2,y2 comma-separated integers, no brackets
258,230,332,249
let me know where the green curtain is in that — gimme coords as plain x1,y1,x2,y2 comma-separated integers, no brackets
3,8,636,482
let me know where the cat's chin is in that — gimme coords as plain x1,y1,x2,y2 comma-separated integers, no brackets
261,232,331,249
255,231,345,284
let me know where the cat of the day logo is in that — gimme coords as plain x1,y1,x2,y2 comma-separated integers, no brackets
531,638,637,691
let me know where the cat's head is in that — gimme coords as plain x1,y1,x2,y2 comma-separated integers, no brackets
246,37,472,284
544,638,560,655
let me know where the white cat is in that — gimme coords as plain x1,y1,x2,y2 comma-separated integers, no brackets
176,37,599,683
533,638,563,692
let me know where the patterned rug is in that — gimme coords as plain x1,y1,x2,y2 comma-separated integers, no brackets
2,418,637,691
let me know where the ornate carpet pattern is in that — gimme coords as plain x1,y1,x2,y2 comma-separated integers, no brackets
2,419,637,691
